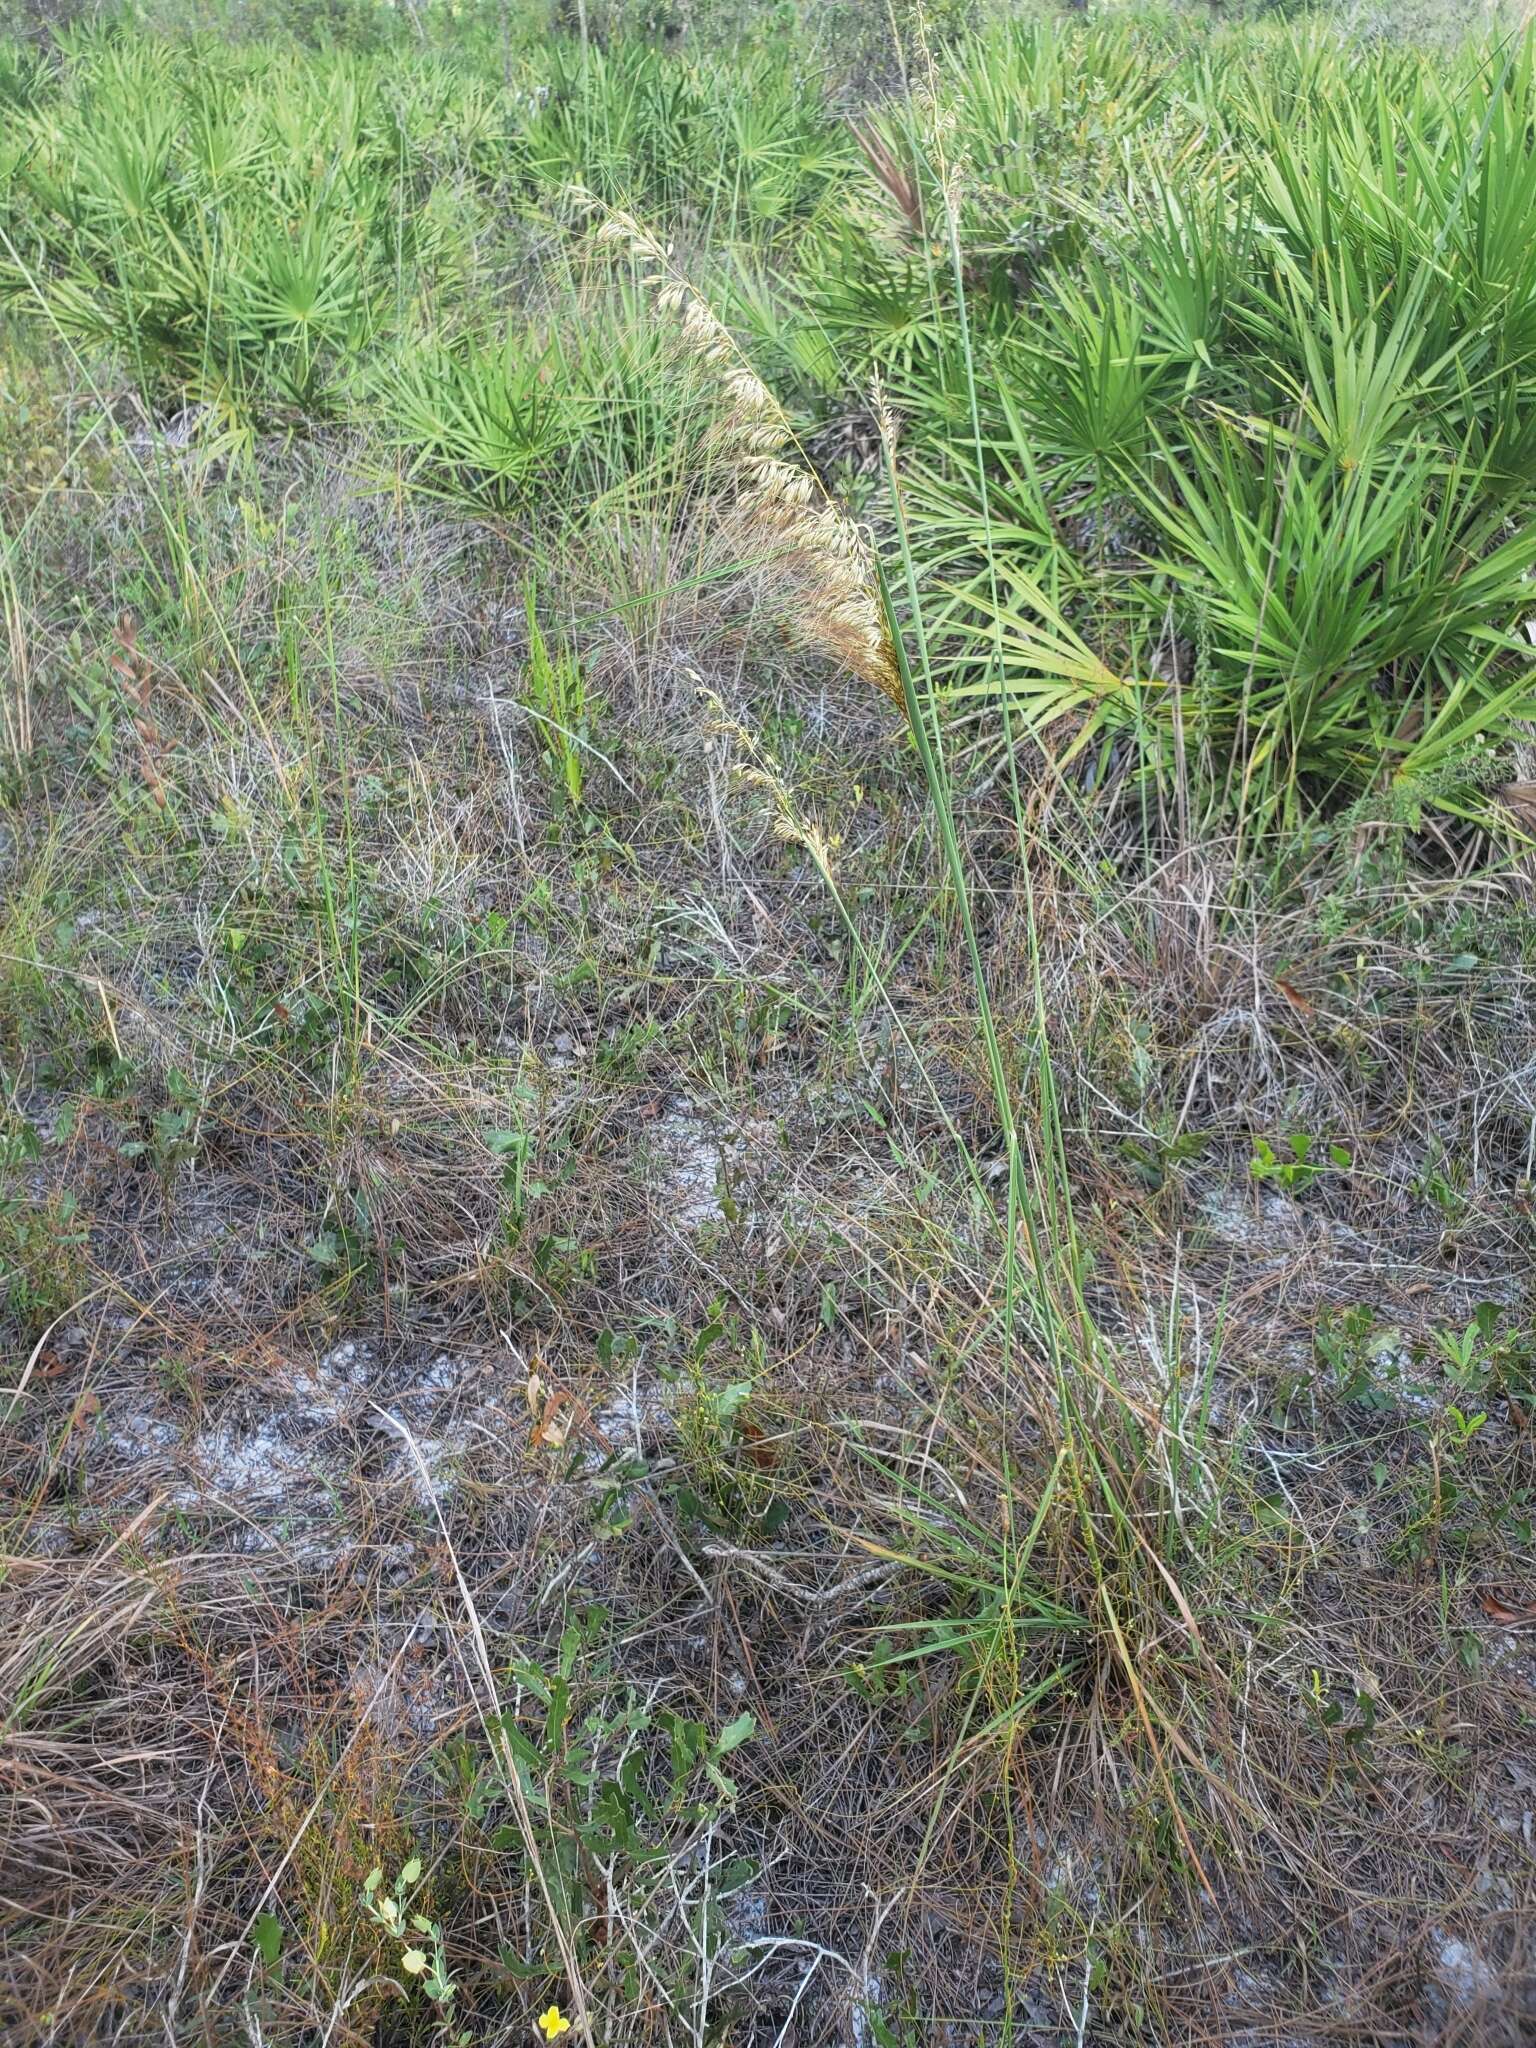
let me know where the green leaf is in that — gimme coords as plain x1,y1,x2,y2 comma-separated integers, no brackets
715,1711,755,1755
252,1910,283,1966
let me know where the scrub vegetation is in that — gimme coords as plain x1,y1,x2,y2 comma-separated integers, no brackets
2,1,1535,2041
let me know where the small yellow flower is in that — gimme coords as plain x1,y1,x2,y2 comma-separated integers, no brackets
536,2007,571,2041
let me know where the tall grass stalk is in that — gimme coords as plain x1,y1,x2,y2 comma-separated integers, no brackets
863,73,1244,1910
0,536,31,771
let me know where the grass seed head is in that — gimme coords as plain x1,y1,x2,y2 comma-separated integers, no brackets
588,205,903,709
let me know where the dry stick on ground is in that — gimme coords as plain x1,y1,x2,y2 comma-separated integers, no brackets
700,1541,899,1610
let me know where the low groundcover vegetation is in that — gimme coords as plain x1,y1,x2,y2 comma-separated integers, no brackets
2,0,1536,2042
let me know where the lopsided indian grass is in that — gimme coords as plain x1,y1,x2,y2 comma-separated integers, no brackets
577,197,1089,1446
583,196,904,710
865,95,1243,1910
586,189,1130,1869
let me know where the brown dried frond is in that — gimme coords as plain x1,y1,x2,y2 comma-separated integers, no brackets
850,117,924,238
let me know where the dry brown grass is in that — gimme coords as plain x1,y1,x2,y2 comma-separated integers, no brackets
2,333,1535,2047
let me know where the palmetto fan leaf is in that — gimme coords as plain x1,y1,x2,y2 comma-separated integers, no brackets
374,327,587,512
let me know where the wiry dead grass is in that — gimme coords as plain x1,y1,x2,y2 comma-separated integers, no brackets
2,372,1534,2048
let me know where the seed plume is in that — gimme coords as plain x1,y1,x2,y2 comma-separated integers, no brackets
580,195,904,710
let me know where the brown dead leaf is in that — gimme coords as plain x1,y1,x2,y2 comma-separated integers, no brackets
532,1388,575,1449
1275,976,1314,1015
740,1419,778,1470
1477,1589,1536,1628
